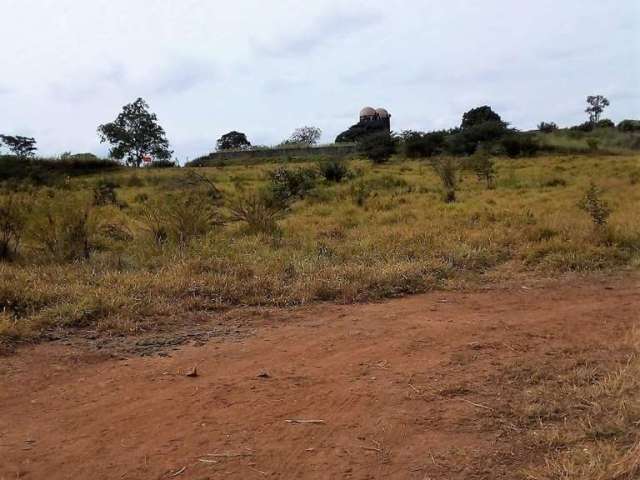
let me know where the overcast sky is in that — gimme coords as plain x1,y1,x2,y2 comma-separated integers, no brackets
1,0,638,162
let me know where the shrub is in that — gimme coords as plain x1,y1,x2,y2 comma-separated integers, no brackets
446,122,508,155
357,132,398,163
318,159,349,182
570,121,594,132
578,182,611,227
587,138,600,151
93,179,119,206
402,130,447,158
30,197,95,261
228,191,284,234
430,157,460,202
596,119,615,129
500,134,540,157
467,150,496,189
269,166,317,204
349,180,372,207
140,194,221,246
148,159,177,168
0,195,27,260
617,120,640,132
538,122,558,133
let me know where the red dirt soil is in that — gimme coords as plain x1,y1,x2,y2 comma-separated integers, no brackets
1,275,638,480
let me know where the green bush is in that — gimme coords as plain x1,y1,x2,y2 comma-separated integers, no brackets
402,130,447,158
570,121,594,132
93,179,119,206
578,183,611,227
0,195,27,260
318,159,349,182
596,119,615,129
430,157,460,202
617,120,640,132
228,191,284,234
139,194,221,246
358,132,398,163
148,159,177,168
29,196,95,261
500,134,540,157
269,166,317,204
446,122,508,155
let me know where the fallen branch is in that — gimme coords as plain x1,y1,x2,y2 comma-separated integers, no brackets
169,466,186,477
284,419,325,425
206,452,254,458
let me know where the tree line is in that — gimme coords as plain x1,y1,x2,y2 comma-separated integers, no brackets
2,94,638,166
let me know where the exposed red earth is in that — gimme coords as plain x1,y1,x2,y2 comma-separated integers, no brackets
1,274,638,479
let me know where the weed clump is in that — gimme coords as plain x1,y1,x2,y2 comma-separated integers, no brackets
579,182,611,228
430,157,460,202
318,159,349,183
0,195,27,260
269,166,317,204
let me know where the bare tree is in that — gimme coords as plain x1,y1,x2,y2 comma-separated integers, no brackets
282,126,322,146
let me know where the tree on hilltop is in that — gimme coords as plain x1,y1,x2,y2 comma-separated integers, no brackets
0,135,37,159
217,131,251,151
97,98,172,167
460,106,504,129
585,95,610,124
282,126,322,146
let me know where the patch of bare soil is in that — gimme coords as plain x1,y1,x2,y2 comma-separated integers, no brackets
0,274,638,479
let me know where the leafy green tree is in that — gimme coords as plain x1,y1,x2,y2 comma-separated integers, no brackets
461,106,504,129
216,131,251,150
0,135,37,159
585,95,609,124
358,132,397,163
97,98,172,167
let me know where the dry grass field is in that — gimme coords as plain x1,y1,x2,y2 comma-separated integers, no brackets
1,152,639,479
1,153,639,348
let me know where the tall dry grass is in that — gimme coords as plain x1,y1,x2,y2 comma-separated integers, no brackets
1,154,639,348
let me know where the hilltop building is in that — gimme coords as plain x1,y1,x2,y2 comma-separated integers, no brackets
336,106,391,142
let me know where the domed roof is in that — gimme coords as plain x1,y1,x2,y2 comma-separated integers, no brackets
375,108,390,118
360,106,376,117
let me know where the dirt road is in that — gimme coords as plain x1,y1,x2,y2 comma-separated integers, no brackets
1,275,638,479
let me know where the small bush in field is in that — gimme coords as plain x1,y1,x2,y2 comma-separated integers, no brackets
578,183,611,227
148,159,177,168
140,194,221,246
430,157,460,202
318,159,349,183
269,166,317,204
93,179,119,206
349,180,372,207
358,132,397,164
0,195,27,260
30,197,95,261
501,134,540,157
228,191,285,234
467,149,496,189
